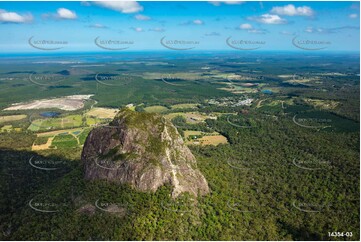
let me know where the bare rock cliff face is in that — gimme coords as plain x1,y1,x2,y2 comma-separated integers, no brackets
81,109,209,198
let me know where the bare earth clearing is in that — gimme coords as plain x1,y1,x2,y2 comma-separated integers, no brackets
4,95,93,111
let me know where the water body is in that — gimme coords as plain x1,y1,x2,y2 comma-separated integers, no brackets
40,112,60,118
262,90,273,94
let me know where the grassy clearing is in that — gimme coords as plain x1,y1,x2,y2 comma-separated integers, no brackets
171,103,199,109
184,130,228,146
197,135,228,146
28,114,83,131
52,134,78,149
0,114,27,123
86,108,119,119
184,130,203,138
28,109,113,132
303,98,339,110
168,112,216,124
142,72,204,81
164,112,186,120
218,86,258,94
32,127,91,150
86,117,101,126
28,120,42,132
166,112,217,124
0,125,13,132
144,105,169,113
37,128,85,137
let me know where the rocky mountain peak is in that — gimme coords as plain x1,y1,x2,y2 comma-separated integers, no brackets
81,108,209,198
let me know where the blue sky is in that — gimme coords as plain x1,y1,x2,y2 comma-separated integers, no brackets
0,1,359,52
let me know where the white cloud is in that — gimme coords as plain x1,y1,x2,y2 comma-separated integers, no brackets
135,14,151,21
349,13,358,19
149,27,165,32
94,1,143,13
193,19,204,25
239,23,253,30
279,30,294,35
304,26,333,34
180,19,204,25
304,26,332,34
89,23,107,28
304,26,316,33
0,9,33,23
238,23,266,34
249,14,287,24
131,27,144,32
205,32,220,36
56,8,77,19
247,29,267,34
304,26,358,34
271,4,314,16
209,1,244,6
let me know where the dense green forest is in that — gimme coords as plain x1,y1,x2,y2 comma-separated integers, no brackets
0,105,359,240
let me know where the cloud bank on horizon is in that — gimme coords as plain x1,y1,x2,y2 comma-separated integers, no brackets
0,1,359,52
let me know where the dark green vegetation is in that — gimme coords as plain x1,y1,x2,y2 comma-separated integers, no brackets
0,52,359,240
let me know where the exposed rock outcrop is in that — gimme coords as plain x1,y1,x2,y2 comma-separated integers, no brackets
81,109,209,198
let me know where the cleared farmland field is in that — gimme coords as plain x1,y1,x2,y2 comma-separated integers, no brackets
144,105,169,113
0,114,27,123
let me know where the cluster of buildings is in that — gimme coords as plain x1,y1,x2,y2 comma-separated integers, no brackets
208,97,254,107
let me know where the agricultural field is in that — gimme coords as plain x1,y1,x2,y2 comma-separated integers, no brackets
28,114,84,131
165,112,217,124
303,98,339,110
51,134,79,149
85,107,119,119
218,85,259,94
32,127,91,151
0,125,13,133
197,134,228,146
27,111,113,132
0,114,27,123
184,130,228,146
0,124,22,133
170,103,199,110
142,72,205,81
184,130,203,139
144,105,169,113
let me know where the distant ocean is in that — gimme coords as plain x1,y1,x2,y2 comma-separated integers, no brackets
0,50,359,64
